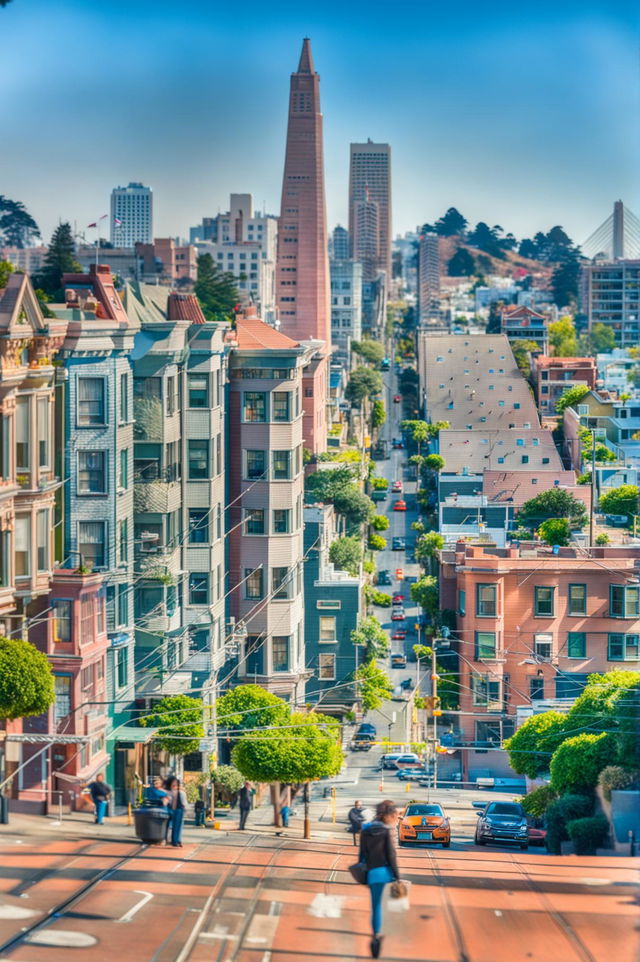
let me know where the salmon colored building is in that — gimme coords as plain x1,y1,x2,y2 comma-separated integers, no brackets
440,541,640,775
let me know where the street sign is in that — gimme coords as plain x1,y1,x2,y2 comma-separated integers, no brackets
198,738,216,752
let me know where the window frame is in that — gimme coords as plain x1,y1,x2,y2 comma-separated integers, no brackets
568,583,587,616
245,508,265,535
567,631,586,659
243,391,267,422
608,632,640,661
188,572,210,606
245,449,266,481
534,585,555,617
476,583,497,618
77,377,106,427
318,616,336,643
272,635,289,672
188,439,210,480
319,652,336,680
244,567,263,600
610,584,640,618
77,450,107,495
188,508,210,544
52,599,72,643
474,631,497,660
188,373,209,409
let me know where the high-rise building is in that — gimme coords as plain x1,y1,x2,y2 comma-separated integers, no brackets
275,38,330,454
348,140,392,283
330,259,362,357
582,259,640,349
111,182,153,247
417,232,441,326
331,225,349,261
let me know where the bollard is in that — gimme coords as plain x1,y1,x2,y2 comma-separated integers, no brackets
127,803,133,826
58,795,63,824
379,780,384,792
405,782,411,793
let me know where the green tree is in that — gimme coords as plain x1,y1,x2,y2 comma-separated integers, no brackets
564,670,640,769
550,732,611,794
589,322,616,353
414,533,444,570
329,534,363,575
194,253,239,322
352,339,385,366
34,222,82,300
352,659,393,711
0,637,55,720
370,514,389,531
0,195,40,248
431,207,468,237
351,616,389,659
511,339,540,375
333,486,374,529
368,532,387,551
538,517,571,546
345,366,383,406
211,764,245,799
549,316,577,356
503,711,567,778
216,684,290,734
551,252,581,307
409,575,439,619
425,453,445,472
0,259,14,289
599,484,639,523
486,300,504,334
400,419,430,455
371,400,386,428
519,488,588,528
305,466,357,503
447,248,476,276
467,221,504,258
555,384,589,414
141,694,204,755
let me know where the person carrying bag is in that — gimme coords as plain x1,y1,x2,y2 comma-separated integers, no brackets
349,799,400,958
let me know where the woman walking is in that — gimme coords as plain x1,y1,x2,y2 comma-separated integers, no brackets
359,799,400,958
166,777,187,847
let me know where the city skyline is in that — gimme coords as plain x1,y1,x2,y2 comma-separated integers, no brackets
1,0,637,246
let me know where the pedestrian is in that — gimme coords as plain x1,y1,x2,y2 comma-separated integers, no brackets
145,776,170,806
238,781,253,830
87,773,111,825
194,798,206,827
280,785,292,828
359,799,400,958
347,799,366,846
166,777,187,847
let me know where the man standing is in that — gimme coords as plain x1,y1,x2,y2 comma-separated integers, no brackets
348,799,366,845
87,773,111,825
238,781,253,830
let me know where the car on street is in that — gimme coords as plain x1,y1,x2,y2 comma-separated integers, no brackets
527,816,547,846
392,593,404,603
390,652,407,668
391,629,407,640
371,489,388,502
351,733,375,751
381,358,390,370
392,480,402,492
357,723,376,736
395,768,421,780
377,570,391,585
475,801,529,849
393,753,421,769
393,394,401,403
381,753,404,770
392,537,406,550
393,499,407,512
398,803,451,847
392,438,404,449
391,607,405,621
400,677,414,690
395,567,404,580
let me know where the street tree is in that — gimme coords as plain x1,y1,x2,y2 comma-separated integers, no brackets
371,400,386,428
555,384,589,414
216,684,290,734
370,514,389,531
549,315,577,356
194,254,239,322
345,367,383,406
538,517,571,546
589,322,616,353
0,195,40,248
0,637,55,720
333,486,374,529
351,615,389,659
368,533,386,551
329,535,363,575
34,222,82,300
414,533,444,571
519,488,588,528
550,733,611,795
503,711,567,778
352,339,385,367
599,485,639,523
141,694,204,756
424,453,445,473
409,575,439,620
352,659,393,712
305,466,357,503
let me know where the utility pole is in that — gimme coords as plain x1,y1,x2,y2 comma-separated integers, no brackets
589,429,597,549
432,644,438,790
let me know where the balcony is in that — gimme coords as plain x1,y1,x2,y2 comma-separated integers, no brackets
134,473,181,513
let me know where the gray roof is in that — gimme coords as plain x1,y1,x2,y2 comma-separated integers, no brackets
439,429,563,474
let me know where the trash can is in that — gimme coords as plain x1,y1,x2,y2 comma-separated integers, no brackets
0,794,8,825
133,806,169,843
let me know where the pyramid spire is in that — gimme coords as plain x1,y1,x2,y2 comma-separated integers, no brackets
297,37,314,74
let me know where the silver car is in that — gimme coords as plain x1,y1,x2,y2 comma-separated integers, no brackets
475,801,529,849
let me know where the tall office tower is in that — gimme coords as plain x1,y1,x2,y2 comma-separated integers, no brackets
348,140,391,282
331,225,350,260
276,38,330,453
110,183,153,247
418,232,442,326
582,259,640,349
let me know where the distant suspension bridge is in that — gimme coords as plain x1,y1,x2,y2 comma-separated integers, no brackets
581,200,640,260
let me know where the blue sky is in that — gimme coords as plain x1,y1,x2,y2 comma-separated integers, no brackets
1,0,638,245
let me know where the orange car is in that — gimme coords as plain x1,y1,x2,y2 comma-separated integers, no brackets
398,802,450,847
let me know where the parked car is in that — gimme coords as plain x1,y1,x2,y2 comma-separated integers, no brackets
392,438,404,449
393,500,407,512
372,489,388,502
391,608,405,621
381,358,390,370
393,394,401,403
395,567,405,580
392,593,404,603
377,570,391,585
357,723,377,736
392,480,402,493
381,753,404,770
393,753,421,769
392,538,406,551
395,768,420,781
391,652,407,668
398,803,450,847
474,801,529,849
391,629,407,641
527,816,547,846
352,733,375,752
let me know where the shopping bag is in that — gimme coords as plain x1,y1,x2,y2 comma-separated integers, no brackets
387,878,411,912
348,862,368,885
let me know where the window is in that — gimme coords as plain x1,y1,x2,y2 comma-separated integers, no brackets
272,636,289,672
608,633,640,661
272,392,290,421
37,509,48,571
610,584,640,618
117,584,128,626
529,676,545,700
53,600,72,643
534,633,553,660
166,441,180,481
0,415,11,480
38,397,49,467
243,391,267,422
15,515,30,576
78,451,106,494
476,583,497,617
119,449,128,489
475,631,497,660
245,508,265,535
135,584,162,619
189,509,209,543
471,675,500,707
16,396,29,471
272,566,291,599
78,521,106,569
189,572,209,606
534,586,554,616
317,600,341,610
97,592,105,635
319,616,336,643
118,519,128,564
567,631,586,658
245,450,265,480
116,647,128,689
568,584,587,616
188,374,209,408
166,376,176,415
54,674,71,720
273,509,290,534
319,653,336,680
78,377,105,425
245,637,264,676
120,373,129,422
458,589,466,616
188,440,209,479
244,567,263,600
272,450,291,480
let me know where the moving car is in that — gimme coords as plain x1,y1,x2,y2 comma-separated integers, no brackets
391,607,405,621
398,803,450,847
392,438,404,449
377,570,391,585
392,480,403,493
352,733,375,751
527,816,547,846
392,593,404,603
390,652,407,668
393,394,401,403
357,723,377,736
392,537,406,551
391,629,407,641
381,358,390,370
381,753,404,770
395,567,405,580
475,801,529,849
393,753,421,769
393,499,407,512
395,768,420,781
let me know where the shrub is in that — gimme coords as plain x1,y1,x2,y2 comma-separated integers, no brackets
371,477,389,490
371,514,389,531
566,815,610,855
595,533,610,545
364,587,392,607
598,765,640,801
545,794,593,854
363,560,375,575
520,784,558,818
550,732,611,794
368,533,386,551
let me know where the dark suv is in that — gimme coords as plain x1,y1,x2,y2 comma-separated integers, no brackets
475,801,528,849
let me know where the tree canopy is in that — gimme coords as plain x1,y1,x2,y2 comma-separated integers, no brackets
0,259,13,289
345,366,383,406
555,384,589,414
351,615,389,659
588,322,616,354
216,684,290,733
503,711,567,778
352,658,393,712
599,484,639,522
538,517,571,547
422,208,468,237
34,223,82,300
232,711,342,784
352,339,385,367
329,534,363,576
0,637,55,721
409,574,439,619
549,316,578,357
371,400,386,428
519,488,588,528
141,694,204,755
0,195,40,248
194,253,239,322
447,248,476,276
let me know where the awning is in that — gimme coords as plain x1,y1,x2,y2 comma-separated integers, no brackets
113,726,158,746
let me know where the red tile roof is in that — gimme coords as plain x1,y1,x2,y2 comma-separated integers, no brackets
167,292,207,325
534,355,595,369
501,305,545,320
482,469,589,508
235,305,300,350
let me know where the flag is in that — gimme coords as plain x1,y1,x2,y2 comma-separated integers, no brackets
87,214,108,228
113,217,123,226
87,222,97,228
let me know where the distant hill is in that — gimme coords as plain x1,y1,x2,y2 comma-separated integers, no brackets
439,236,554,285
